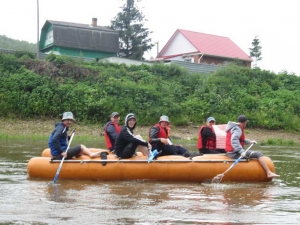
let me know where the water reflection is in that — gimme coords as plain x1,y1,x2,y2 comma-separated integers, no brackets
1,139,300,224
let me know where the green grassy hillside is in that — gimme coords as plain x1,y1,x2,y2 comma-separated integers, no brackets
1,52,300,131
0,35,36,52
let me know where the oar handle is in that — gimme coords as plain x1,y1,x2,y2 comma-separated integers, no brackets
223,142,255,174
53,131,76,183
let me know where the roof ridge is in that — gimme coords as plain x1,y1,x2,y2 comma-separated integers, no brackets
178,29,230,39
46,20,114,31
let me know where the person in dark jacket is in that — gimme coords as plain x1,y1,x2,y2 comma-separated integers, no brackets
198,117,226,154
149,115,190,157
104,112,121,152
114,113,150,159
48,112,101,160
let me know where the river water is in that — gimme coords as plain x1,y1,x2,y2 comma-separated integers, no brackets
0,139,299,224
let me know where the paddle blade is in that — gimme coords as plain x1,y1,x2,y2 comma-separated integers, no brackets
148,149,158,163
212,173,224,183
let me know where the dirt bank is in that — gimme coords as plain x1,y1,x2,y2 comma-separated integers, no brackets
136,125,300,144
1,119,299,144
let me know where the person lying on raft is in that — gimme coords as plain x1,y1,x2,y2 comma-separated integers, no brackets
225,114,280,178
149,115,191,157
114,113,150,159
198,116,226,154
48,112,103,160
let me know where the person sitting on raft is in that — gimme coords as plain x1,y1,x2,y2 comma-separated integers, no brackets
225,114,280,178
198,116,226,154
104,112,121,153
48,112,102,160
149,115,190,157
114,113,150,159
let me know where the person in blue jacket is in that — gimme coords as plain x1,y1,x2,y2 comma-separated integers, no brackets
48,112,100,160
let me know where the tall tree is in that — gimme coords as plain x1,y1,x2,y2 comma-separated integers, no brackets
111,0,154,60
249,35,262,68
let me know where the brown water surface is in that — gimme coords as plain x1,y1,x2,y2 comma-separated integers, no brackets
0,140,300,224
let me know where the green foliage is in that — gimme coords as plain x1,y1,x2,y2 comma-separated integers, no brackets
111,0,154,60
0,53,22,73
0,35,36,52
1,53,300,131
249,35,262,68
14,50,35,59
45,53,68,67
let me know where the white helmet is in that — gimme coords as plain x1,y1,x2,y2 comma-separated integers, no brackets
159,115,170,123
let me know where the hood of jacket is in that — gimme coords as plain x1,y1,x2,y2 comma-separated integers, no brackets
225,121,239,132
125,113,137,130
55,122,62,127
54,122,68,133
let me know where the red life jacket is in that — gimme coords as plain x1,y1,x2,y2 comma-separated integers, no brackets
148,123,169,142
225,124,245,152
104,122,120,149
197,125,216,150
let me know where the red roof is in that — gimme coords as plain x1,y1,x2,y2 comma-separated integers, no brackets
159,29,252,61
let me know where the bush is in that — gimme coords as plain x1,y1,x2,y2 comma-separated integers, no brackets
14,50,35,59
1,55,300,130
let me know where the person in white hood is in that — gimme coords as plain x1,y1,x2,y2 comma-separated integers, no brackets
225,115,280,178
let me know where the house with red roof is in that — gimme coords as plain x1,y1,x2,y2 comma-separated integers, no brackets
156,29,252,68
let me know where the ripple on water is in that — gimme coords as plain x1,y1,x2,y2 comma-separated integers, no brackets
1,141,300,224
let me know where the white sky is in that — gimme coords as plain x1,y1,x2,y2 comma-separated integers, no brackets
0,0,299,75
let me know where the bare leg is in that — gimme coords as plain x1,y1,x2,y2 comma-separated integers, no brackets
134,135,149,156
80,144,101,158
135,134,144,140
258,157,280,178
137,145,149,156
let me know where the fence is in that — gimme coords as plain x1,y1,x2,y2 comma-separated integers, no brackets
169,60,225,74
0,48,225,74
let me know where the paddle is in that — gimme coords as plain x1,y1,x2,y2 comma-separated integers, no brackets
53,129,76,183
212,142,255,183
148,149,159,163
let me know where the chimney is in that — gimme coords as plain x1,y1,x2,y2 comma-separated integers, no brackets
92,18,97,26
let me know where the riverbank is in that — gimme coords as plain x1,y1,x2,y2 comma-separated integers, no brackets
0,119,299,145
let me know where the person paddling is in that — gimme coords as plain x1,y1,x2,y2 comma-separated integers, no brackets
48,112,101,160
225,115,280,178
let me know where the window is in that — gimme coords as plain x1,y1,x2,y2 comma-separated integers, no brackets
184,58,192,62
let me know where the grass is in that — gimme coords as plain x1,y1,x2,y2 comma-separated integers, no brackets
260,138,298,146
0,118,299,146
0,119,102,141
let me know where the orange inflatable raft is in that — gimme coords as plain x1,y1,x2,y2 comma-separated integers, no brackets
27,148,276,182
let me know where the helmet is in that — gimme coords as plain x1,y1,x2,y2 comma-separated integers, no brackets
62,112,75,121
159,115,170,123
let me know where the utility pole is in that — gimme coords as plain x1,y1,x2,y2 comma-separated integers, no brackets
36,0,39,59
155,41,159,57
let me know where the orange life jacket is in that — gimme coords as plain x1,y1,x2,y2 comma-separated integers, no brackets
197,125,216,150
148,123,170,142
225,124,245,152
104,122,120,149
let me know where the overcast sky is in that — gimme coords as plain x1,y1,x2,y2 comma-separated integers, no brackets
1,0,299,75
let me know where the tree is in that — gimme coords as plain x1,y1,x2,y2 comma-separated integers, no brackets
249,35,262,68
111,0,154,60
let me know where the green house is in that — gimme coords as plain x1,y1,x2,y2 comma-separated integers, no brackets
39,18,119,59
